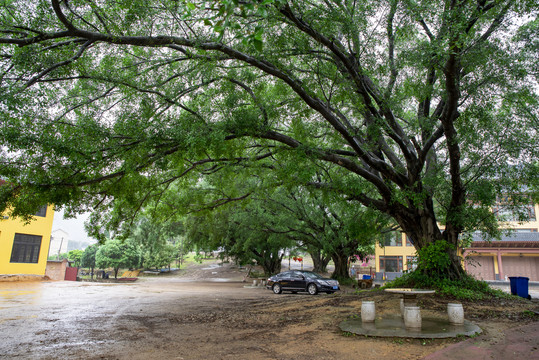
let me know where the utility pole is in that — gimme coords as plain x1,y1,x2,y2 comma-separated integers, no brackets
57,237,64,260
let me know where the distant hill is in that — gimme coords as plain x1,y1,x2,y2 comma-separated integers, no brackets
67,240,94,251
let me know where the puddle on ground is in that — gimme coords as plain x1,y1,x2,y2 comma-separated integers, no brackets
340,314,482,339
207,278,233,282
0,290,38,297
0,314,38,324
201,264,222,270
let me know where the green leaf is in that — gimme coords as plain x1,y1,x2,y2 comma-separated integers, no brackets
253,38,263,51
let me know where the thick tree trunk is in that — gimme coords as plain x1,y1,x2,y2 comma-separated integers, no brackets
262,259,282,276
309,249,331,273
258,251,282,276
331,250,350,280
395,199,466,281
443,228,467,279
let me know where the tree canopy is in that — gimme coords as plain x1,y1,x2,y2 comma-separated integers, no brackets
0,0,537,281
183,188,294,276
128,216,184,269
95,238,141,278
67,249,83,267
81,244,98,272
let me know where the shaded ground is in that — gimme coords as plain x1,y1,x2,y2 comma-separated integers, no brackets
0,261,538,360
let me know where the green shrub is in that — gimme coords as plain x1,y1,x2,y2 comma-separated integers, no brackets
337,277,358,286
385,270,510,300
415,240,452,277
384,240,511,300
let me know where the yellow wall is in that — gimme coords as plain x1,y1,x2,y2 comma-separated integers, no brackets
374,233,417,272
499,203,539,232
0,205,55,276
374,204,539,273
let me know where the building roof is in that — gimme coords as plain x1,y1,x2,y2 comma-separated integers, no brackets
470,232,539,248
52,228,70,238
472,232,539,242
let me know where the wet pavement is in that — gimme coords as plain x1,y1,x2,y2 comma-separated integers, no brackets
0,278,271,359
1,272,537,360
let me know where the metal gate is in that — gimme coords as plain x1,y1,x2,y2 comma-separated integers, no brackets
502,256,539,281
466,256,495,280
64,267,78,281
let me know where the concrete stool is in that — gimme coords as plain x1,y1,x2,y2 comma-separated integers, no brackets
403,306,422,329
447,303,464,325
361,301,376,322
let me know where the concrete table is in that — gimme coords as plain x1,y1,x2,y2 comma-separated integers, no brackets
385,288,436,328
385,288,435,307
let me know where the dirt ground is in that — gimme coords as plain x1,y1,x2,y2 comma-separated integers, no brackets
0,261,538,360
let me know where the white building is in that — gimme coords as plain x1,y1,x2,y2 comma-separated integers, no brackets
48,229,70,258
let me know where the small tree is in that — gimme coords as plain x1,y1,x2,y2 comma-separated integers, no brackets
95,239,141,279
67,249,83,267
143,243,177,270
80,244,99,279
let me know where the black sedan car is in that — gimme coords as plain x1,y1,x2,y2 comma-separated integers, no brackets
266,270,340,295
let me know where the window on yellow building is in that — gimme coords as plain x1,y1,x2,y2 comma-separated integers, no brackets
381,231,402,246
379,256,403,272
493,196,536,221
35,206,47,217
10,233,42,263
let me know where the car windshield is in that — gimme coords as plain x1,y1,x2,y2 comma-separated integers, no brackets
303,272,323,279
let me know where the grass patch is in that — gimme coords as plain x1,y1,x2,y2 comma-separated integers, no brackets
336,277,358,286
180,252,217,266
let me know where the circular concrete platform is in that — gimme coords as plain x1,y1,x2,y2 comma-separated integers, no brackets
339,314,482,339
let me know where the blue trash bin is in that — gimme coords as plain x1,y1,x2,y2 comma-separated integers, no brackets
362,275,371,280
509,276,518,295
516,277,530,299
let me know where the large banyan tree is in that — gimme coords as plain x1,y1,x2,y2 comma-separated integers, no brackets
0,0,537,280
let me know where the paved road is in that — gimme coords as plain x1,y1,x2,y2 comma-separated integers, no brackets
0,278,273,359
488,281,539,299
1,271,536,360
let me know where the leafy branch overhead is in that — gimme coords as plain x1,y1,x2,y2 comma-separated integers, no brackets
0,0,537,281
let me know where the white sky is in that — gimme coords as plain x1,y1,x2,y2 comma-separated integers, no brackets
52,209,96,244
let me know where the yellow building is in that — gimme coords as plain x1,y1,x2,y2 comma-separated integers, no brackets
374,202,539,281
374,231,417,280
463,203,539,281
0,204,55,279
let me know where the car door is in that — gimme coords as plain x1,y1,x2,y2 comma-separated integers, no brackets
278,271,294,290
289,271,307,290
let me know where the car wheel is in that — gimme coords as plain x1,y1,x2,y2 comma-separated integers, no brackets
307,283,318,295
326,291,333,294
272,283,282,294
